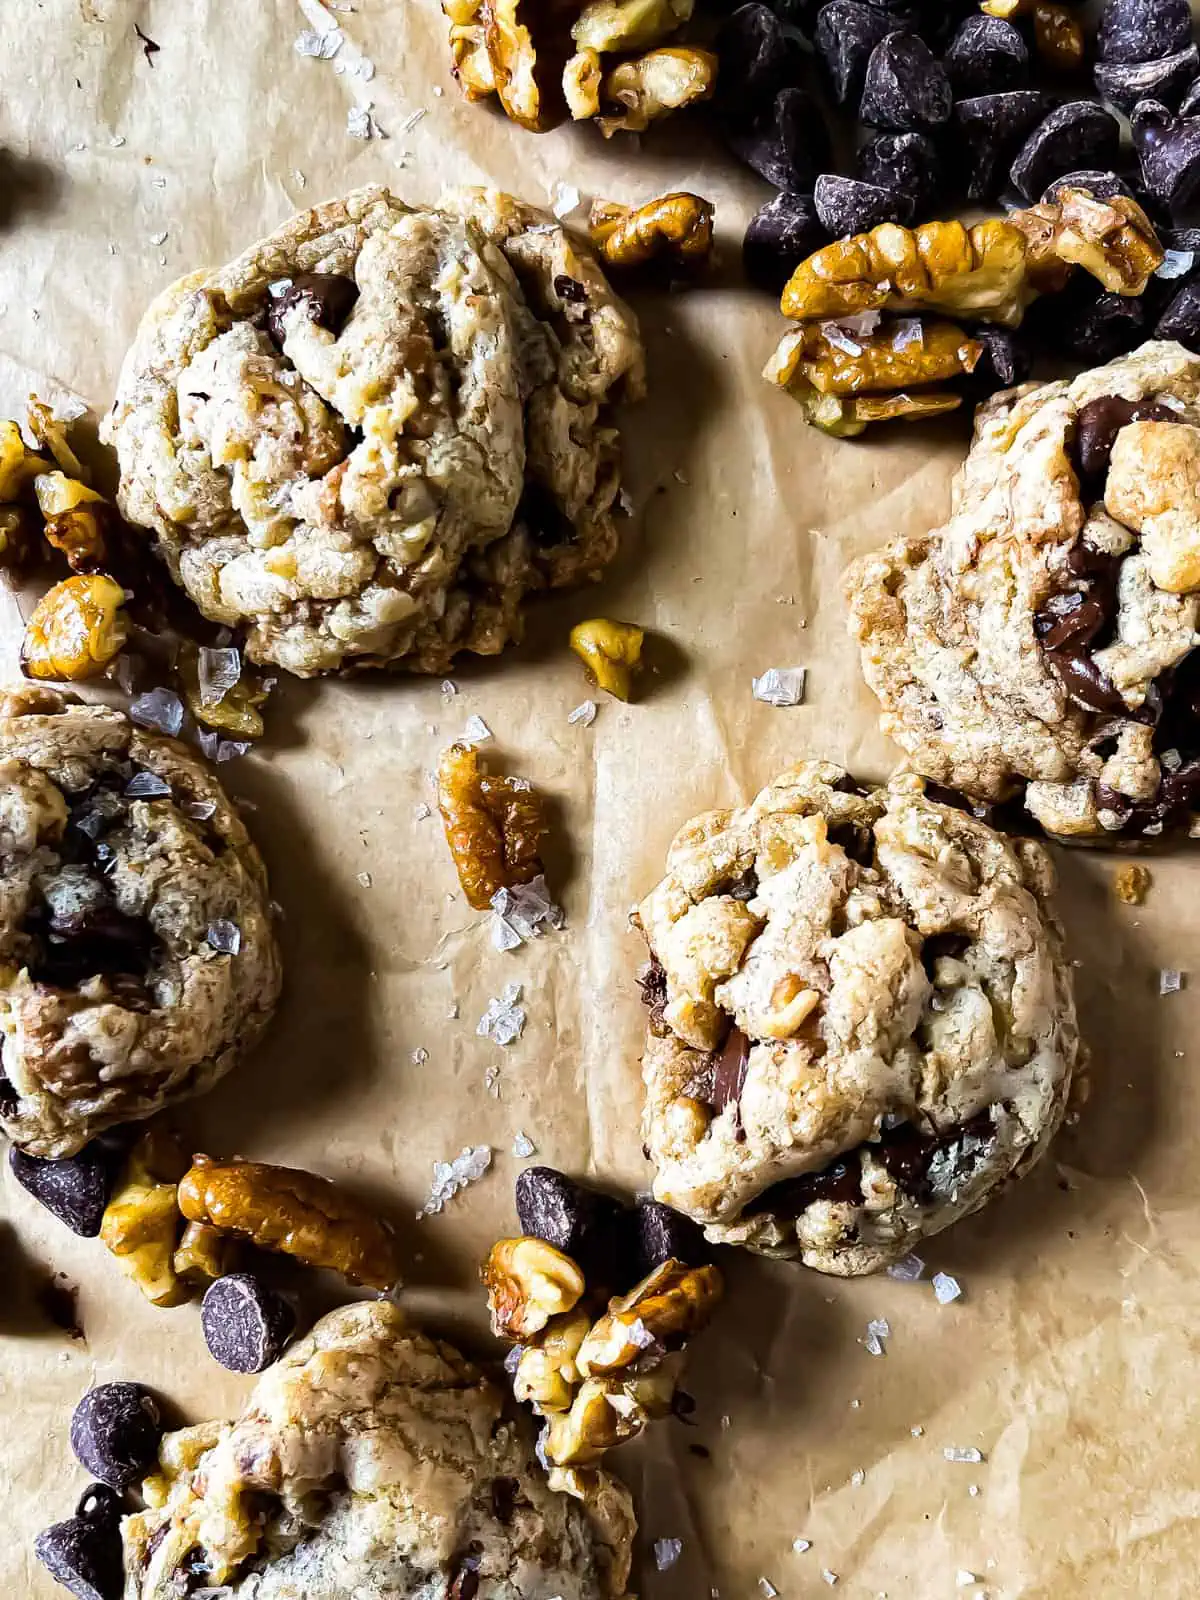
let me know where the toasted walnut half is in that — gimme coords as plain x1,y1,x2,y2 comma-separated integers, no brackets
569,618,644,701
449,17,498,99
514,1306,593,1411
437,741,548,911
484,1236,587,1340
575,1259,723,1377
21,574,129,682
1012,188,1164,297
483,0,576,131
572,0,692,53
769,320,982,399
589,192,714,273
35,472,110,573
178,1155,400,1289
763,343,964,437
564,48,603,119
25,399,87,478
100,1129,190,1309
596,45,717,137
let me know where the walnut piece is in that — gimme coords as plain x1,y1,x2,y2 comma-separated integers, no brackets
574,1259,724,1376
773,320,982,399
35,472,110,573
20,574,129,682
1113,863,1152,905
596,45,717,137
482,0,575,131
513,1307,593,1412
1031,1,1084,72
572,0,692,53
0,419,51,502
484,1236,587,1340
100,1129,190,1309
569,617,644,701
589,192,714,273
564,47,603,118
1012,189,1164,297
173,1219,236,1285
177,1154,400,1289
436,741,548,911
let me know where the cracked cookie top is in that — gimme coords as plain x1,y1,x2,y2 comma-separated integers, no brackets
104,185,644,678
122,1300,629,1600
846,340,1200,842
0,687,280,1158
636,763,1081,1274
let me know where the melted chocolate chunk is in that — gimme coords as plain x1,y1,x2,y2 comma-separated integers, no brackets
266,273,359,347
553,273,588,303
711,1027,751,1116
1045,648,1129,715
744,1156,862,1217
920,932,970,980
1073,394,1177,484
490,1477,519,1525
872,1109,995,1202
828,821,874,865
726,868,760,902
515,481,576,548
638,956,669,1036
1033,590,1109,651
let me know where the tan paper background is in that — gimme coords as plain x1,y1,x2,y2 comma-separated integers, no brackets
3,2,1200,1595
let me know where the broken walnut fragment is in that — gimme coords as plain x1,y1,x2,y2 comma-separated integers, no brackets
437,741,549,911
589,192,714,275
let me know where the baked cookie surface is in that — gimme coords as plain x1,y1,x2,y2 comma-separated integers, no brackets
104,185,644,678
0,687,279,1159
636,764,1081,1273
122,1299,630,1600
846,341,1200,842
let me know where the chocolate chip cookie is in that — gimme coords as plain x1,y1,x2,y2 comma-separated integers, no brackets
0,687,280,1158
846,340,1200,842
636,764,1081,1273
122,1299,633,1599
104,185,645,678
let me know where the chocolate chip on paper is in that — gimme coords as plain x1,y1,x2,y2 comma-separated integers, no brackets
35,1484,123,1600
813,0,893,106
9,1144,116,1237
201,1273,296,1373
814,173,914,237
945,14,1029,99
1096,0,1193,66
70,1383,162,1489
1010,101,1122,203
743,192,827,295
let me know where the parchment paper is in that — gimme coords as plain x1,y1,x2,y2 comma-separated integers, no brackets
4,3,1200,1596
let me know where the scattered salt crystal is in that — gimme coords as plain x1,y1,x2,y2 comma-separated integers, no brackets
478,983,526,1045
447,1003,460,1020
568,700,597,726
347,103,374,139
654,1539,682,1572
1162,747,1183,772
206,919,241,955
490,875,565,948
968,1484,980,1497
793,1539,812,1554
198,646,241,707
892,318,925,352
618,486,635,516
401,108,427,133
419,1144,492,1216
821,321,863,355
837,310,882,337
356,871,372,888
1160,969,1184,995
911,1425,924,1437
414,802,432,821
552,182,581,219
720,1414,731,1430
130,688,184,737
295,26,343,57
1157,249,1195,280
850,1469,865,1487
932,1271,962,1304
125,770,172,799
109,134,126,147
353,56,376,80
148,230,168,246
863,1317,890,1356
760,1581,779,1599
944,1446,984,1464
823,1572,840,1586
411,1047,428,1066
182,799,217,821
752,667,806,708
293,169,307,189
463,714,492,743
441,679,458,697
512,1131,536,1158
956,1573,977,1588
887,1253,925,1282
484,1064,501,1095
197,728,252,762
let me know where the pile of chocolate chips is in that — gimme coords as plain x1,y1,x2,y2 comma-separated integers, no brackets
719,0,1200,369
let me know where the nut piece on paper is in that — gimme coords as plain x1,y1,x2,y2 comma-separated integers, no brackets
100,1128,191,1308
116,1301,632,1599
484,1236,586,1340
178,1154,401,1290
589,192,715,276
596,45,717,136
21,574,129,682
846,342,1200,841
636,763,1082,1272
570,617,644,701
437,741,549,911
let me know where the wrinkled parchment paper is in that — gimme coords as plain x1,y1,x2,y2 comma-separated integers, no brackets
4,2,1200,1595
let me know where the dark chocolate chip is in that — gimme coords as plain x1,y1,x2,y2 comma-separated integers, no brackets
743,192,827,295
744,1156,861,1216
1073,393,1178,480
1156,274,1200,349
553,274,588,304
1046,649,1129,714
1095,46,1200,117
726,86,831,191
449,1559,482,1600
638,956,669,1035
814,172,914,236
35,1497,123,1600
814,1,894,105
9,1144,116,1237
1132,101,1200,214
1031,273,1148,361
266,272,358,347
490,1476,520,1525
1158,757,1200,809
1034,590,1109,651
514,1166,629,1289
711,1027,751,1114
827,821,874,865
946,14,1029,98
952,91,1061,202
70,1382,162,1490
717,3,807,114
859,31,953,130
1182,77,1200,120
201,1274,295,1374
1042,168,1137,205
960,325,1033,397
726,867,760,902
1097,0,1193,66
1011,102,1122,203
633,1199,712,1275
75,1485,122,1529
856,131,941,214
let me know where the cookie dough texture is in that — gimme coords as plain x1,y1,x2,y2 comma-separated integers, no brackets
122,1300,630,1600
845,341,1200,839
637,764,1081,1273
104,185,645,678
0,688,279,1159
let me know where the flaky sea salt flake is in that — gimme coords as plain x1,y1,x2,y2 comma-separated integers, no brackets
1157,249,1195,280
411,1047,428,1066
356,871,372,888
568,700,597,726
130,688,184,737
463,714,492,743
863,1317,890,1357
752,667,806,708
956,1574,977,1588
125,771,172,799
760,1581,780,1599
419,1144,492,1216
944,1446,984,1464
654,1540,682,1572
1160,968,1184,995
793,1538,812,1554
295,25,343,57
414,802,432,821
401,108,427,133
512,1131,536,1158
552,182,581,219
887,1253,925,1282
347,103,374,139
478,985,526,1046
823,1572,840,1586
198,646,241,707
206,919,241,955
182,799,217,822
491,875,565,947
933,1271,963,1304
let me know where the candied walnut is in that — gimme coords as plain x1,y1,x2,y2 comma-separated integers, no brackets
542,1379,630,1465
25,399,87,478
572,0,691,53
35,473,110,573
575,1259,723,1376
1012,188,1164,297
20,575,129,683
482,0,576,131
513,1307,593,1412
177,1154,400,1290
1032,3,1085,73
436,741,548,911
1114,863,1151,905
0,419,51,501
100,1129,190,1309
447,2,498,101
764,336,965,435
596,45,717,137
569,617,644,701
564,48,602,119
589,192,714,274
484,1236,586,1341
767,320,981,399
173,1220,236,1285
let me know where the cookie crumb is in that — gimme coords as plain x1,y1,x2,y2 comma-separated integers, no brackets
1114,864,1151,905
